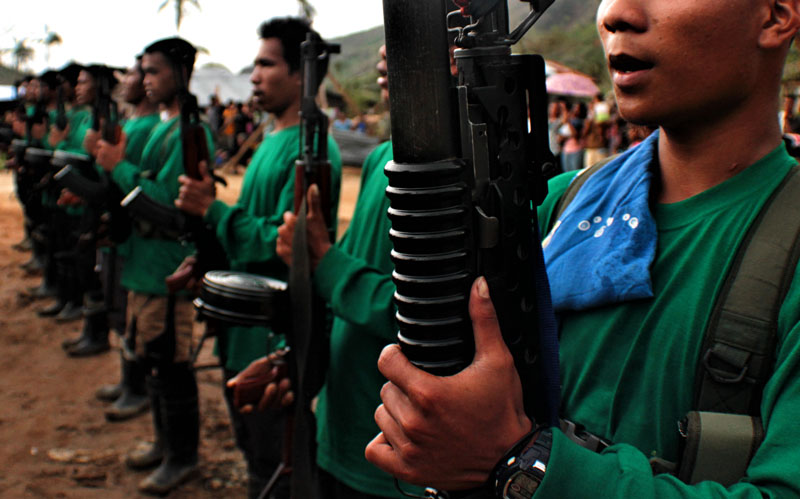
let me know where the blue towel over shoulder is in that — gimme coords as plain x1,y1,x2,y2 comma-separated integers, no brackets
543,131,659,312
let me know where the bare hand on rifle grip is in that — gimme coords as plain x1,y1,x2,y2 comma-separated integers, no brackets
276,184,332,269
175,160,216,216
57,188,84,207
83,128,100,156
365,277,533,490
47,123,68,147
226,350,294,413
96,132,128,172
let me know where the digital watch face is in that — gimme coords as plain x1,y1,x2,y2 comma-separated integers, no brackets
503,470,542,499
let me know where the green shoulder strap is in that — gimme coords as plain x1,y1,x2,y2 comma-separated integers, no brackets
694,165,800,414
552,155,619,225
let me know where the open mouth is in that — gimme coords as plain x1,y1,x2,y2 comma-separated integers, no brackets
609,54,654,73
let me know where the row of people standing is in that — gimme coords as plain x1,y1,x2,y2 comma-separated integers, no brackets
3,15,407,499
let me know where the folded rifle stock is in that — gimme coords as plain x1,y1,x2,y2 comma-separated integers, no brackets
121,186,186,241
54,164,106,204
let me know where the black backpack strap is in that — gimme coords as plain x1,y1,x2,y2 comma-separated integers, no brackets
695,165,800,414
552,154,619,224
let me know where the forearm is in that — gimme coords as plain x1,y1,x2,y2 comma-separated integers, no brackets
205,199,283,266
314,245,397,340
535,431,793,498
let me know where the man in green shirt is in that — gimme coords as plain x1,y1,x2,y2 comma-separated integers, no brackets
36,63,93,323
85,57,160,420
275,139,407,498
367,1,800,498
95,37,212,495
266,44,423,498
176,18,342,499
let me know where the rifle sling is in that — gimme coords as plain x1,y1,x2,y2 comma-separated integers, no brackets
694,165,800,414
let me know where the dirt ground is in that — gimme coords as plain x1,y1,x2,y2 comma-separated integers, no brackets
0,166,361,498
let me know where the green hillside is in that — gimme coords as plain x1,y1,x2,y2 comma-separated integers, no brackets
330,0,605,112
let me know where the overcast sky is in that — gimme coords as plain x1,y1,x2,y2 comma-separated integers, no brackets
2,0,386,74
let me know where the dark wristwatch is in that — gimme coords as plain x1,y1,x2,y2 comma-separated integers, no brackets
493,428,553,499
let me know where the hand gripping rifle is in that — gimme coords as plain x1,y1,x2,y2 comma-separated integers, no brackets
163,66,230,292
262,34,339,499
383,1,560,495
121,61,228,292
54,69,131,246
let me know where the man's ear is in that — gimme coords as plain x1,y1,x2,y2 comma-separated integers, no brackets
760,0,800,49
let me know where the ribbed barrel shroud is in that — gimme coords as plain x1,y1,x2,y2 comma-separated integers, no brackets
385,159,475,374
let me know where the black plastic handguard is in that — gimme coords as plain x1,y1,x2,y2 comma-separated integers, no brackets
121,186,186,241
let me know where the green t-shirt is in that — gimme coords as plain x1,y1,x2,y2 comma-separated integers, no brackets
313,141,420,497
205,124,342,372
533,144,800,497
108,113,160,258
55,106,92,153
111,115,215,295
123,113,161,166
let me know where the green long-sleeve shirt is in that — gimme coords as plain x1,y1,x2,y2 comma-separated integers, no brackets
533,144,800,497
313,142,420,497
111,115,215,295
54,106,91,153
204,124,342,371
107,112,160,259
122,113,160,166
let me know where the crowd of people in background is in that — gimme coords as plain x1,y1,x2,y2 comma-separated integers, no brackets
548,93,653,173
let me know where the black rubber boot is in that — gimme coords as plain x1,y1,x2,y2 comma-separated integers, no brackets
138,364,199,495
28,280,58,300
55,300,83,323
11,235,32,252
20,254,43,273
106,356,149,421
96,349,127,402
95,382,123,402
37,299,66,317
126,372,164,471
66,299,110,357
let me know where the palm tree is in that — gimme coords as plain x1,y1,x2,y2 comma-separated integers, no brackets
11,38,34,72
297,0,316,21
158,0,201,31
41,26,62,65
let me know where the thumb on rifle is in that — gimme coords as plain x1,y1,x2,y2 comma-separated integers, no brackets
307,184,322,220
468,277,510,365
197,159,211,180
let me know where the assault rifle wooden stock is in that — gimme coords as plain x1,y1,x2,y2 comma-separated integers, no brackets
293,36,339,237
164,74,228,293
260,34,340,499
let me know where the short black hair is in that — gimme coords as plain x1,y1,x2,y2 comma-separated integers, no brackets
38,70,60,90
143,37,197,79
85,64,120,89
59,62,84,87
257,17,322,73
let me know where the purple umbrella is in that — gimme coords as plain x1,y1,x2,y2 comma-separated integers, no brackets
546,72,600,98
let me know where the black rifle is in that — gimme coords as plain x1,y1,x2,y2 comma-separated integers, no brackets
113,60,228,292
54,69,131,246
55,82,67,132
383,1,561,495
164,66,229,292
259,34,340,499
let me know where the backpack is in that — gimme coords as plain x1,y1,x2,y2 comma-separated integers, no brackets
551,155,800,485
